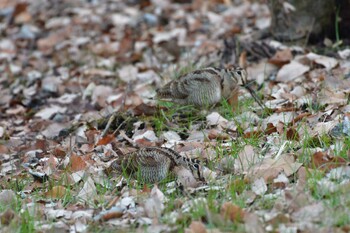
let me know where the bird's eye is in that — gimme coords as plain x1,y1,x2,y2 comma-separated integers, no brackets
236,71,242,76
193,164,199,169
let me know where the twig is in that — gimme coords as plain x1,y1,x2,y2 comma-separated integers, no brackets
121,81,132,112
112,116,130,135
101,113,116,137
119,130,139,148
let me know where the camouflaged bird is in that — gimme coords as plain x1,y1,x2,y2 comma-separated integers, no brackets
112,147,202,183
156,67,264,108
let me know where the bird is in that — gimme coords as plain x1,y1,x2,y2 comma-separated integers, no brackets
112,147,203,183
156,66,265,109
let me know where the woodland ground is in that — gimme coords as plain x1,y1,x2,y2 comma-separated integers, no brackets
0,0,350,233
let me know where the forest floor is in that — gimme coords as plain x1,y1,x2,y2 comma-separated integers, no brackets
1,0,350,232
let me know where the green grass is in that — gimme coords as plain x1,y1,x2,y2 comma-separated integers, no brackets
5,69,350,233
152,101,206,136
334,6,342,48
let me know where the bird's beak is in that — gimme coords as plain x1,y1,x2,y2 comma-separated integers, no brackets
242,82,266,110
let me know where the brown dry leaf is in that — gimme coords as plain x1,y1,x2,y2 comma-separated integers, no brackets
118,65,138,82
0,144,9,154
285,127,300,140
132,103,158,116
247,62,278,86
272,172,289,189
208,129,230,140
306,52,338,70
206,112,228,128
220,202,245,222
235,145,259,174
243,130,263,139
265,212,290,228
77,176,97,203
244,212,265,233
290,112,311,126
84,69,115,78
96,134,115,146
318,89,348,106
311,121,338,137
291,202,325,224
91,85,114,108
35,105,67,120
37,30,70,53
91,42,120,56
69,154,87,172
174,166,199,188
51,147,67,158
264,123,277,135
101,209,124,221
42,123,68,139
266,112,296,126
0,209,17,226
144,185,165,218
187,221,207,233
122,92,144,109
5,105,26,115
251,178,267,196
269,49,293,67
45,186,68,199
310,151,347,172
245,154,302,183
13,2,32,24
276,61,310,82
296,166,307,190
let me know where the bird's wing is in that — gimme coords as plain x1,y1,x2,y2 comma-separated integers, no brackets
156,69,220,99
123,148,170,170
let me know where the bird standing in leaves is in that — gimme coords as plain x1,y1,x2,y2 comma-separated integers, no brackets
156,66,265,109
112,147,203,183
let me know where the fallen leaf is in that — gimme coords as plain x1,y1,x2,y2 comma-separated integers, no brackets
234,145,258,174
269,49,293,67
206,112,228,128
244,212,265,233
144,187,164,218
98,207,124,221
174,166,199,188
0,209,16,226
91,85,114,108
77,176,97,203
272,172,289,189
69,154,87,172
306,52,338,70
45,186,68,199
245,154,302,183
251,178,267,196
264,123,277,135
276,61,310,82
34,105,67,120
286,127,299,140
187,221,207,233
310,151,347,172
220,202,245,222
118,65,138,82
96,134,115,146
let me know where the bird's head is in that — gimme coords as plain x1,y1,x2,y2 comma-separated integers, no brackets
227,66,248,86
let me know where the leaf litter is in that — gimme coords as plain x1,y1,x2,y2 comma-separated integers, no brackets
0,0,350,232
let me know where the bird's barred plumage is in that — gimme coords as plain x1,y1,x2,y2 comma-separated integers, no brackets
156,67,248,107
114,147,202,183
156,66,265,108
